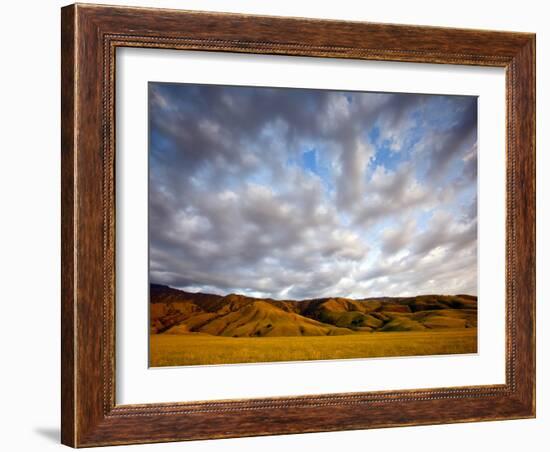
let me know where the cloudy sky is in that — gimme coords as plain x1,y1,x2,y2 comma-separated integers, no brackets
149,82,477,300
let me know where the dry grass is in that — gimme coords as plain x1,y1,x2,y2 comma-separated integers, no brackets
150,329,477,367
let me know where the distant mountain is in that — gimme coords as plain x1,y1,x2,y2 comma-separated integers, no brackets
150,284,477,336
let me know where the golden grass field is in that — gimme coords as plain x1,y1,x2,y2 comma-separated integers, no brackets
150,328,477,367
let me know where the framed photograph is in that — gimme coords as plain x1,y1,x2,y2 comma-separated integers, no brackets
61,3,535,447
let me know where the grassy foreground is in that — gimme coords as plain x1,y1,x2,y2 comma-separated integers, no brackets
150,329,477,367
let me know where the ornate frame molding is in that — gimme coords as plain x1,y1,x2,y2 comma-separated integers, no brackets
62,4,535,447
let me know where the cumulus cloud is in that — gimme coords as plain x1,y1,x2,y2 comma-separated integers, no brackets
148,82,477,298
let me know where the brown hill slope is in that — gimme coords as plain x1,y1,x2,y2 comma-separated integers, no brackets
150,284,477,336
192,300,350,337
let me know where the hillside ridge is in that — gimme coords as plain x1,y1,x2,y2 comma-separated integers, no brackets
150,284,477,336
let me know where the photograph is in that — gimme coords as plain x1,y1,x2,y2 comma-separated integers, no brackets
52,1,536,447
148,82,479,367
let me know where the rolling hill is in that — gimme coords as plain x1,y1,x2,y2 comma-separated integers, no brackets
150,284,477,337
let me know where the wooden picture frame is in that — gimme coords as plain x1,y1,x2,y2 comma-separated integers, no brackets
61,3,535,447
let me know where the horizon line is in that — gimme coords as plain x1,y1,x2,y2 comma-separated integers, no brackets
150,282,477,303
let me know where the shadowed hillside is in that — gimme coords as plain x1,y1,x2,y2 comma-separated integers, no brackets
150,284,477,337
